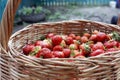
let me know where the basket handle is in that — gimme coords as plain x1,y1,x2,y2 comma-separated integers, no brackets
0,0,21,50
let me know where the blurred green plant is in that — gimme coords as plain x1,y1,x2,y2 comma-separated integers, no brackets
34,6,43,14
19,7,33,15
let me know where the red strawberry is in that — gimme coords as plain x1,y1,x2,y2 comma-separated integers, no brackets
83,33,90,38
74,53,85,58
89,34,97,42
41,39,52,49
92,42,105,51
104,40,119,49
90,49,104,56
46,33,54,39
53,51,65,58
65,37,74,45
106,48,119,52
79,43,91,56
63,48,71,58
81,36,88,43
40,48,52,58
75,36,81,41
22,44,35,55
34,40,42,46
69,33,76,39
35,50,42,58
92,30,99,34
96,32,107,42
52,35,62,46
53,45,63,51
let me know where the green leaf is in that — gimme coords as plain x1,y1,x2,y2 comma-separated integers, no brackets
111,32,120,42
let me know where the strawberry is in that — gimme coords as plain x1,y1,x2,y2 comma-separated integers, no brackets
83,33,90,38
41,39,52,49
53,45,63,51
79,43,91,56
96,32,107,42
92,30,99,34
104,40,119,49
63,48,71,58
60,40,67,48
70,50,81,58
69,44,78,50
40,48,52,58
34,40,42,46
69,33,76,39
89,34,97,42
106,48,120,52
65,37,74,45
90,49,104,56
81,36,88,43
53,51,65,58
22,44,35,55
52,35,62,46
74,53,85,58
30,46,41,56
92,42,105,51
46,33,54,39
75,36,81,41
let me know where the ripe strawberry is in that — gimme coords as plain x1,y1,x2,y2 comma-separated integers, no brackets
106,48,119,52
104,40,119,49
40,39,52,49
65,37,74,45
90,49,104,56
35,50,42,58
30,46,41,56
53,51,65,58
83,33,90,38
63,48,71,58
81,36,88,43
52,35,62,46
74,53,85,58
92,30,99,34
22,44,35,55
89,34,97,42
69,33,76,39
53,45,63,51
46,33,54,39
40,48,52,58
96,32,107,42
92,42,105,51
34,40,42,46
79,43,91,56
75,36,81,41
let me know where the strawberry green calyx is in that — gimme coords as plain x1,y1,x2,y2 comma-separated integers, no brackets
84,44,91,53
30,46,41,56
111,32,120,41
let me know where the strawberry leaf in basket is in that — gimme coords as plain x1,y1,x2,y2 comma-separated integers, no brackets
111,32,120,42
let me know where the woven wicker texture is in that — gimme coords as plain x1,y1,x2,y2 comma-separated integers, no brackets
8,20,120,80
0,0,21,80
1,0,120,80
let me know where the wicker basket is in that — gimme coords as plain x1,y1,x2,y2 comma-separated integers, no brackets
1,0,120,80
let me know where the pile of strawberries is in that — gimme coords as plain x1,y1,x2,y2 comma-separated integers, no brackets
22,30,120,58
